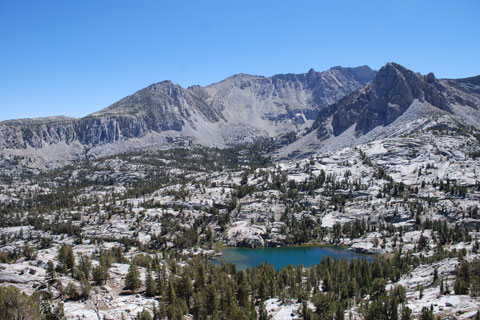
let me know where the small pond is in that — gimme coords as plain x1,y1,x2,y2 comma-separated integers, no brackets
213,246,372,270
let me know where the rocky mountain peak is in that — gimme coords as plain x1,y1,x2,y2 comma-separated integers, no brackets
147,80,179,92
371,62,419,98
148,80,184,97
307,68,316,77
311,63,456,139
328,65,377,84
426,72,436,83
92,80,188,118
372,63,450,112
217,73,264,85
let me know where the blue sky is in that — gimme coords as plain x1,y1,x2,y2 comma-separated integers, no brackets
0,0,479,121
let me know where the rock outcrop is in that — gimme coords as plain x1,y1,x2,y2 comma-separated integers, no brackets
311,63,456,139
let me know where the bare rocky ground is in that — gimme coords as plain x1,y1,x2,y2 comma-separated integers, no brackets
1,119,480,319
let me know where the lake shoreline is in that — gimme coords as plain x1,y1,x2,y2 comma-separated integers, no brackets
213,241,351,251
212,244,374,270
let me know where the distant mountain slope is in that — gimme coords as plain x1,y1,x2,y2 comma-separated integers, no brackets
88,65,375,143
278,63,480,158
0,66,374,169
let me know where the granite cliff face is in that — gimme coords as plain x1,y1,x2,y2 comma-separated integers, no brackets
277,63,480,159
325,63,480,135
0,66,374,168
311,63,455,138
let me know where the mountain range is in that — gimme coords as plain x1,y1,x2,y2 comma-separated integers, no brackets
1,62,480,319
0,63,479,170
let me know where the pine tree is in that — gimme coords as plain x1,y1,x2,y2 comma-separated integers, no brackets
419,306,434,320
179,271,193,308
192,291,207,319
167,277,177,304
335,304,345,320
419,284,424,299
157,301,167,319
65,246,75,276
259,301,269,320
0,286,43,320
57,245,75,275
78,254,92,280
152,302,161,320
65,282,80,301
79,279,92,300
136,309,153,320
125,261,141,294
92,265,109,286
206,283,219,315
145,266,156,297
400,304,412,320
46,260,57,285
155,265,166,295
42,301,66,320
166,299,187,320
454,277,468,295
312,292,333,317
236,274,249,308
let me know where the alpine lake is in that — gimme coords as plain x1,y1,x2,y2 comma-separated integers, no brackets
213,246,373,271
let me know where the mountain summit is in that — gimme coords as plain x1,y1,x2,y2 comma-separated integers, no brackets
311,63,453,138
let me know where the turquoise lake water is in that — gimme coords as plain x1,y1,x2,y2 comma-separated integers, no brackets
213,246,372,270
